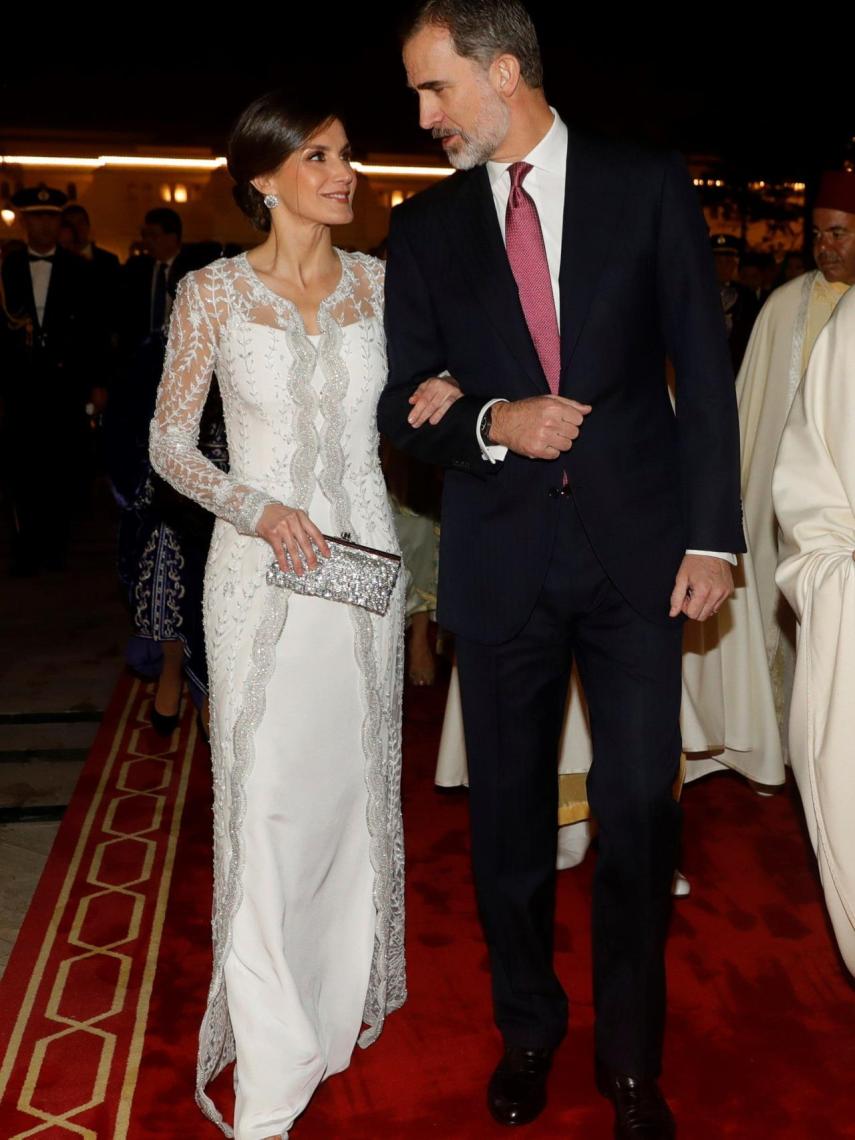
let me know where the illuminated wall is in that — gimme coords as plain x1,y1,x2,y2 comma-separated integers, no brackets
0,140,447,259
1,138,808,262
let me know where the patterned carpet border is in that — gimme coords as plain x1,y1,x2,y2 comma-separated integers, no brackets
0,673,199,1140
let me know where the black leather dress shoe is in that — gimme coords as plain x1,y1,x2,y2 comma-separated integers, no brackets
595,1059,675,1139
487,1045,553,1126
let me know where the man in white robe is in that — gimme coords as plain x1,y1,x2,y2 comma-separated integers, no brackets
773,284,855,973
730,171,855,764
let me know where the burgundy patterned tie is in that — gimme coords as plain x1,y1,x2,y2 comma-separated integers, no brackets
505,161,560,394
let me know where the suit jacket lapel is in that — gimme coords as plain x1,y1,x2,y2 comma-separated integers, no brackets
559,130,628,385
41,254,64,335
449,167,548,393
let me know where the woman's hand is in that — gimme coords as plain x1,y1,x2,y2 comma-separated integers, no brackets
257,504,330,576
407,374,463,428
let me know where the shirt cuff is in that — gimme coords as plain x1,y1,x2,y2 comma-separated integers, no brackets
476,398,509,463
686,550,737,565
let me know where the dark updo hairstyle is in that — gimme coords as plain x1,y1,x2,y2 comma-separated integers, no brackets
227,90,342,232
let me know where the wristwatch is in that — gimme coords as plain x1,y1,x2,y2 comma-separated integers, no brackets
479,405,495,448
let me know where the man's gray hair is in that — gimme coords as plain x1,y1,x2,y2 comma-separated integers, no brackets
404,0,544,89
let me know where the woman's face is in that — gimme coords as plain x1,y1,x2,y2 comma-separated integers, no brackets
258,118,356,227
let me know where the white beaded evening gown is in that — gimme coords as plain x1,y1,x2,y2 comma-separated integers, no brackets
149,250,406,1140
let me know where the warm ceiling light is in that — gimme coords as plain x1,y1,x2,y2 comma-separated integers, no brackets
100,155,226,170
1,208,15,226
0,154,225,171
173,184,188,203
390,190,405,207
1,154,451,179
353,162,452,179
1,155,100,169
160,183,172,202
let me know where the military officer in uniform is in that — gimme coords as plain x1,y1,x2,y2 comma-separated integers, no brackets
711,232,760,373
0,184,105,575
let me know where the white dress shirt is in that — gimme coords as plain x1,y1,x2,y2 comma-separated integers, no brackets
27,246,56,326
487,107,567,322
473,110,734,564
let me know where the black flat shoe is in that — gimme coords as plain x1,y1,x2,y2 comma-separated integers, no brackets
150,707,180,737
595,1058,675,1139
487,1045,553,1126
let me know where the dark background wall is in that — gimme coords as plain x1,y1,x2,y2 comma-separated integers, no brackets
2,6,850,177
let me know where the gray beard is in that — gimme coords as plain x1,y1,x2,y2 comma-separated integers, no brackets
446,131,501,171
440,98,510,171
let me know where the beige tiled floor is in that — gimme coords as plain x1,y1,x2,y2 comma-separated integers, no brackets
0,478,128,980
0,822,62,976
0,760,86,811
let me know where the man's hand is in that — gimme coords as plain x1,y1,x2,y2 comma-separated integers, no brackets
490,395,592,460
669,554,734,621
408,375,464,428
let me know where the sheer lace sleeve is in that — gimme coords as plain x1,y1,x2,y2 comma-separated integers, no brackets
348,251,385,315
149,267,276,536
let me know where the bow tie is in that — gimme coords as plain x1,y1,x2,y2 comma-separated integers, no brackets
29,254,55,264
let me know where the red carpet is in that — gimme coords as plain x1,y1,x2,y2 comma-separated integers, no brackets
2,670,855,1138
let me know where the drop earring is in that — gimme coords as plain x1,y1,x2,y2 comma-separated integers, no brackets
263,193,279,209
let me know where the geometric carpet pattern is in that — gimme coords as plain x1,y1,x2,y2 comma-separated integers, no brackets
0,674,199,1139
4,672,855,1138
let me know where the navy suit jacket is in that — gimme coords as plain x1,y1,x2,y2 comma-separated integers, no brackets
377,126,745,644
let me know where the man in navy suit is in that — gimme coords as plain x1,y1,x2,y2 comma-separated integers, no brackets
378,3,744,1136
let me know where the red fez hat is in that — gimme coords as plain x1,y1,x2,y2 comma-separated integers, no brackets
815,170,855,215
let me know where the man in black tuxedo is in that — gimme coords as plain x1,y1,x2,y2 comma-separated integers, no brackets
378,3,744,1136
1,184,105,574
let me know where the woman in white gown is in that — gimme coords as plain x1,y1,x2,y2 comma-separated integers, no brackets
149,93,406,1139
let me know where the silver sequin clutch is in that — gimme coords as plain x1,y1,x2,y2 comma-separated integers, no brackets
266,535,401,616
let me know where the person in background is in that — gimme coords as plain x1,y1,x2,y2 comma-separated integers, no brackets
730,170,855,762
781,249,807,282
62,203,121,328
0,184,105,576
62,203,120,272
57,219,77,251
711,233,760,372
773,285,855,976
106,207,221,735
740,249,776,307
382,440,441,684
62,203,122,470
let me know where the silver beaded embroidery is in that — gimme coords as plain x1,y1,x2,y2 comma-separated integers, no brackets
266,539,401,615
148,250,406,1135
787,270,817,407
